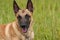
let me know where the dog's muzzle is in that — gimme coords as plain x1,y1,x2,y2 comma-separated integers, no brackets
17,17,30,33
20,22,29,33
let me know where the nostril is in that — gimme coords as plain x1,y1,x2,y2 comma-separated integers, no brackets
21,24,26,28
22,25,25,27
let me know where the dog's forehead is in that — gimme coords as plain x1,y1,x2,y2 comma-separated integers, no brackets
18,9,32,16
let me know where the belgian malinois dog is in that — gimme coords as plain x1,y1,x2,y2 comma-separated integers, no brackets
0,0,34,40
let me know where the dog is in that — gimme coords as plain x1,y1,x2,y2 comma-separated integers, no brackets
0,0,34,40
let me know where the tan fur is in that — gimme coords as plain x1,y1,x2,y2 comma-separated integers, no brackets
0,9,34,40
0,22,34,40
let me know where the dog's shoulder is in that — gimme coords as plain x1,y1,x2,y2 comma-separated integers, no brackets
0,24,6,32
0,24,6,38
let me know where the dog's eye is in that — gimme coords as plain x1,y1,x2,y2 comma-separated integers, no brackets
25,14,30,19
17,15,22,20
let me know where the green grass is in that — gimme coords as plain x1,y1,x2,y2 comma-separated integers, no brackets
0,0,60,40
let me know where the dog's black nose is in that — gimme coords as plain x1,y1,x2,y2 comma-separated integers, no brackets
20,23,27,28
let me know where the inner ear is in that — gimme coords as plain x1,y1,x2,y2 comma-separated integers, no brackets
13,0,20,13
26,0,33,12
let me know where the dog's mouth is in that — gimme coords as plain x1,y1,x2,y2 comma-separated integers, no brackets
21,25,28,33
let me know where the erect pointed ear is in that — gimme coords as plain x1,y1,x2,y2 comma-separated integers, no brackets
13,0,20,13
26,0,33,12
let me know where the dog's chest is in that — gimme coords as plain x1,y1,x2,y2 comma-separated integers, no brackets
23,31,34,40
11,32,34,40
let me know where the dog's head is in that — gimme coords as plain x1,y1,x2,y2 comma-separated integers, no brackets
13,0,33,33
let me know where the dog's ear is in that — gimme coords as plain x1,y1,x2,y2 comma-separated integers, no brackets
26,0,33,12
13,0,20,13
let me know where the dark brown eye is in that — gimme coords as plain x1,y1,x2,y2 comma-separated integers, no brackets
17,15,22,20
25,14,30,19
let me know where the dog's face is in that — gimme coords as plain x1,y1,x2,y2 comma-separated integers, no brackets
13,0,33,33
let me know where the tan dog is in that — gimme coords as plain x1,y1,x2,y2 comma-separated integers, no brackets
0,0,34,40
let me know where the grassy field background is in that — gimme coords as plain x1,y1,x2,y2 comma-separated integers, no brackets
0,0,60,40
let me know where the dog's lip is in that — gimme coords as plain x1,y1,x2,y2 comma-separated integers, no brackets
22,28,27,33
